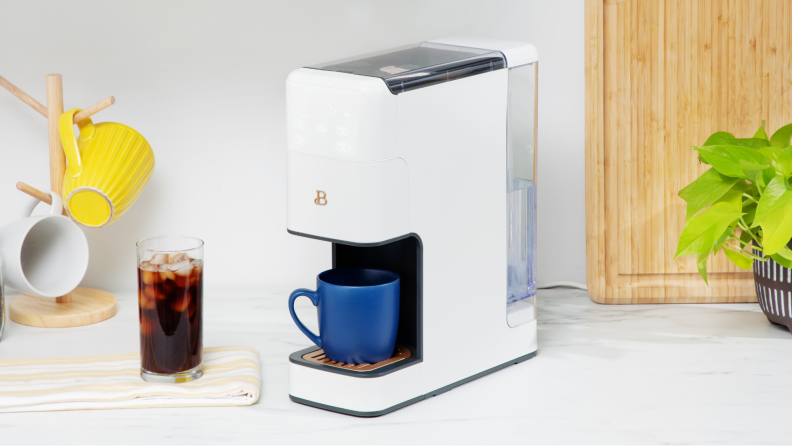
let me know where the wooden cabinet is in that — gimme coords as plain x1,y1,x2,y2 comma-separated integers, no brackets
585,0,792,303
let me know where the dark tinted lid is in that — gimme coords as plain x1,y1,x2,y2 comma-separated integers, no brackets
308,42,505,95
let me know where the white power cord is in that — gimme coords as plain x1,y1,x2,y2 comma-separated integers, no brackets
537,281,588,291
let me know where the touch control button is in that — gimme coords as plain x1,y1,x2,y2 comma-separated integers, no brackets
335,126,350,136
336,141,351,152
315,123,328,133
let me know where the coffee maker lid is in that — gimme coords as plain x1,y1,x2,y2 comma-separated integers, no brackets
308,41,506,95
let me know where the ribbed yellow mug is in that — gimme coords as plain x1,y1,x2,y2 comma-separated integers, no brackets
58,109,155,228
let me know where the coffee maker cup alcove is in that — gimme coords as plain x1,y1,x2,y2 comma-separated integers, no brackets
286,37,539,416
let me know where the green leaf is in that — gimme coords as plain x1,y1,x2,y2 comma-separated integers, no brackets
771,245,792,269
753,175,791,225
770,123,792,148
703,131,771,149
735,138,773,149
732,179,752,192
754,167,776,192
743,201,757,226
695,145,769,179
716,190,744,227
771,253,792,269
753,177,792,255
678,169,740,220
716,189,743,210
724,247,753,269
703,132,736,146
778,244,792,259
757,146,792,177
740,227,754,247
742,163,772,186
696,251,710,285
713,227,733,255
754,120,769,141
675,202,744,258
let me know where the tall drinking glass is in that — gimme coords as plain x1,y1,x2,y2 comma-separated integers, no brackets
137,236,204,383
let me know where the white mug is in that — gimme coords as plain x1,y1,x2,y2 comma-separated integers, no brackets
0,191,89,297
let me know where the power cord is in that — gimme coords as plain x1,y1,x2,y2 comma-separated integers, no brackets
536,281,588,291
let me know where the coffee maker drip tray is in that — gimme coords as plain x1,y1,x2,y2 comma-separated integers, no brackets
302,345,412,372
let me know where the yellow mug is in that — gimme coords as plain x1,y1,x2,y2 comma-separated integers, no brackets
58,109,155,228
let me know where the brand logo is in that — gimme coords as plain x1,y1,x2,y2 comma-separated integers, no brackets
315,190,327,206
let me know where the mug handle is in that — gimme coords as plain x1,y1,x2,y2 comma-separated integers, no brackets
58,108,95,178
288,288,322,348
18,191,63,220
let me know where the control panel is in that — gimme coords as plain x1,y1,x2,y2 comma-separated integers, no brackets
287,83,369,161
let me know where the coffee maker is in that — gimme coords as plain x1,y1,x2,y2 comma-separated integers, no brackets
286,37,538,416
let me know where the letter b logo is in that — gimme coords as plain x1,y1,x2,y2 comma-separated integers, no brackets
314,190,327,206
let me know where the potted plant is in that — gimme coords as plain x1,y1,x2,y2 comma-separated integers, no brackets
675,121,792,330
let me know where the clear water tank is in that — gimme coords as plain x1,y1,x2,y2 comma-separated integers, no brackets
506,62,537,328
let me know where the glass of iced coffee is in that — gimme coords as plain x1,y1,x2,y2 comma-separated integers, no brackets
137,236,204,383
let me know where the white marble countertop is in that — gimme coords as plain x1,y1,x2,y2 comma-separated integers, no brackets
0,287,788,444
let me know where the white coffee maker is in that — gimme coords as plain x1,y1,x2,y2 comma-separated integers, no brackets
286,37,538,416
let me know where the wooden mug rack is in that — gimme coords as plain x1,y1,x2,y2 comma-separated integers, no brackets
0,74,118,328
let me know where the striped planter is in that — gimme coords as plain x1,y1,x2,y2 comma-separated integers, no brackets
753,254,792,332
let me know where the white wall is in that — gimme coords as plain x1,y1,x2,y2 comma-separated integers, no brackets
0,0,585,293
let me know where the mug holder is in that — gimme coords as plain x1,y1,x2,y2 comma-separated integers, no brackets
1,74,119,328
302,344,412,372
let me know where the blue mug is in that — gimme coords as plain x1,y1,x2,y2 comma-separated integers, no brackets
289,268,400,364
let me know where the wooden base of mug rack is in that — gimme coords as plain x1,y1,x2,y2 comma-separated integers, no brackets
8,288,117,328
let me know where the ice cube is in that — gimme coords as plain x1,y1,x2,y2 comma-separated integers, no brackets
150,253,168,265
171,267,189,287
159,271,176,281
170,260,191,274
174,275,187,288
169,253,188,264
141,270,157,285
139,291,156,310
156,262,174,272
142,285,154,299
139,261,157,272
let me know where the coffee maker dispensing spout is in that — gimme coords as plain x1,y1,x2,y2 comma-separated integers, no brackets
285,37,538,417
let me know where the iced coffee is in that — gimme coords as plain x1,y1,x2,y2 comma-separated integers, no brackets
136,236,204,383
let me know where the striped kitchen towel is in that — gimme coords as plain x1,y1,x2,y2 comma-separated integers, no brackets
0,346,260,412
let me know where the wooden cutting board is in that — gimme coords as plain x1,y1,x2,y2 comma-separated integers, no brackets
585,0,792,303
